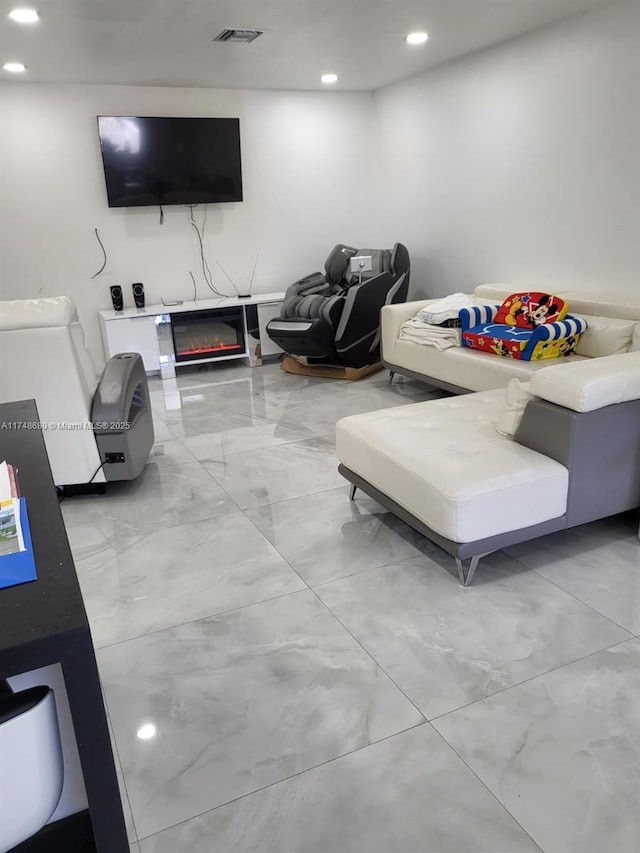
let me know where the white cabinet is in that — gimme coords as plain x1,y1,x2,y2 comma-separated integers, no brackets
99,292,285,377
99,314,161,373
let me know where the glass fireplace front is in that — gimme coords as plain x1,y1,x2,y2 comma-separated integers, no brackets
170,307,246,363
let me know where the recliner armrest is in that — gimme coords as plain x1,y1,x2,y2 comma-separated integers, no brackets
92,352,147,433
285,272,328,298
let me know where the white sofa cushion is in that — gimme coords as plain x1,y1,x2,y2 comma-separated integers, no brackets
574,313,637,357
0,296,77,331
336,391,568,543
558,291,640,322
473,284,519,301
531,351,640,412
391,338,586,391
496,380,533,437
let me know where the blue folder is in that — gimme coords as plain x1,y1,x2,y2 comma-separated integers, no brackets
0,498,37,590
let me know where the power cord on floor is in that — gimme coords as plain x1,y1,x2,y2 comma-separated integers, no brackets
56,460,114,502
88,460,109,484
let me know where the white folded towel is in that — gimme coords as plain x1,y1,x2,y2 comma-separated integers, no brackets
417,293,480,325
399,318,461,350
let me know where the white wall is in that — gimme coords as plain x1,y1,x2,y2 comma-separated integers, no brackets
373,0,640,299
0,85,374,367
1,0,638,367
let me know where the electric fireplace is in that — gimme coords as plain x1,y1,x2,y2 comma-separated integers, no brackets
170,307,246,363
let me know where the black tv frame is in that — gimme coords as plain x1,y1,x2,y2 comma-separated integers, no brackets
96,115,243,208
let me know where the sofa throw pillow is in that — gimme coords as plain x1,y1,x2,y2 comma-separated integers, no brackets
574,314,636,358
496,379,533,437
494,292,568,328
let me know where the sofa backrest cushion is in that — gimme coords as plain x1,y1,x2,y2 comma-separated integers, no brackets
559,291,640,322
530,351,640,412
0,296,77,330
574,313,637,358
494,292,568,328
476,287,640,323
474,284,518,301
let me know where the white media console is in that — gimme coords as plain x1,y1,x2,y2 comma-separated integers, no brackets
99,292,285,379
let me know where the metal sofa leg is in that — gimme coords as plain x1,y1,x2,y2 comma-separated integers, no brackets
389,370,395,384
455,555,482,587
349,484,357,501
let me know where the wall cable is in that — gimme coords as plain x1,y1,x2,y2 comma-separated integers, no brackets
91,228,107,279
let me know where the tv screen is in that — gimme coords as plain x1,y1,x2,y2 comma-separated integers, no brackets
97,116,243,207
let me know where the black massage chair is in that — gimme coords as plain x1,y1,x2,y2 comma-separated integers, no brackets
266,243,410,368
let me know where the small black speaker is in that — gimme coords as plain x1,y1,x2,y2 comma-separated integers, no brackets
132,282,145,309
110,285,124,312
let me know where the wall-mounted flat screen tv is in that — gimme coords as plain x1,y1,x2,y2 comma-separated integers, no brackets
97,116,243,207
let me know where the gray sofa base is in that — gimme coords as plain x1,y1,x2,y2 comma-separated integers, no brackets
338,464,567,585
383,358,472,396
515,397,640,527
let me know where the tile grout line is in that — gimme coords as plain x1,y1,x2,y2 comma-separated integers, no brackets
426,721,547,853
508,551,638,636
103,702,141,847
133,722,427,847
89,515,429,652
93,584,314,652
427,634,636,724
179,430,325,464
308,585,429,724
194,435,347,510
238,506,313,593
307,548,439,590
308,566,634,730
234,480,351,513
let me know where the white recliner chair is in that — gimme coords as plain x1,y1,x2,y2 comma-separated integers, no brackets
0,297,154,487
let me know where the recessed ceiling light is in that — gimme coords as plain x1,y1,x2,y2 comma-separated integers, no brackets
3,62,27,73
406,32,429,45
320,73,338,84
8,8,40,24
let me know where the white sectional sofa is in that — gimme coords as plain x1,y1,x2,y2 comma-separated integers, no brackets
381,285,640,393
337,351,640,585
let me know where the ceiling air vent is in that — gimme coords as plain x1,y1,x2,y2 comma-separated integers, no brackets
213,28,264,44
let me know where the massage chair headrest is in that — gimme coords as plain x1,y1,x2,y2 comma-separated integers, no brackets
323,242,410,288
324,244,358,287
390,243,410,277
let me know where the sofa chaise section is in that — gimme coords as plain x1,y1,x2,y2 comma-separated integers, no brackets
336,352,640,585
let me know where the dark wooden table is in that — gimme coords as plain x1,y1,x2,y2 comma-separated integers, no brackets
0,399,128,852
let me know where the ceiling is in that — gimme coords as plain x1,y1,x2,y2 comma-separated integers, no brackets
0,0,617,91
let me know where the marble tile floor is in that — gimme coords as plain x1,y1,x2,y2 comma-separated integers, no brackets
59,360,640,852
